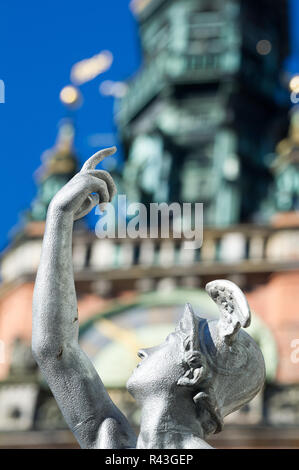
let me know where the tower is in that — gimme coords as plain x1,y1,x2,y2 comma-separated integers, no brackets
272,110,299,214
117,0,289,226
30,120,78,222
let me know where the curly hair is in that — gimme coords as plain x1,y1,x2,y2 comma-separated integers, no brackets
177,333,223,436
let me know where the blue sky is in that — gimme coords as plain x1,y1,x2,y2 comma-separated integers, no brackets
0,0,298,250
0,0,141,249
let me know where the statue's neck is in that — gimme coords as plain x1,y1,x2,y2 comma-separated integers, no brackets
136,395,210,449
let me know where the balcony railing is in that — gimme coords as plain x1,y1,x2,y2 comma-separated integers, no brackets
3,224,299,285
116,49,240,128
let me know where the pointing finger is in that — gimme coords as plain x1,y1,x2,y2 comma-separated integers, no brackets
81,146,117,172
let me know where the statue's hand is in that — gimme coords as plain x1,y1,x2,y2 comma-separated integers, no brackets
49,147,117,220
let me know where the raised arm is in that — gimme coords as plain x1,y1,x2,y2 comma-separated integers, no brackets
32,147,136,449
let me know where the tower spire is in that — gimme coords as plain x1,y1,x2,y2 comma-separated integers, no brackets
30,120,79,221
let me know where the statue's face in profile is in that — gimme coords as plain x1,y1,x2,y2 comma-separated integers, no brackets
126,287,266,425
126,330,185,401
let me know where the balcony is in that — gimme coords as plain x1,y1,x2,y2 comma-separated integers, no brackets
116,49,240,128
3,223,299,290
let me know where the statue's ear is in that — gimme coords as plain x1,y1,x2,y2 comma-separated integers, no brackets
205,279,251,345
177,360,204,388
177,303,199,351
177,304,204,388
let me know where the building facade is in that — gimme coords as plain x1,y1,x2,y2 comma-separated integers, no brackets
1,0,299,449
119,0,289,225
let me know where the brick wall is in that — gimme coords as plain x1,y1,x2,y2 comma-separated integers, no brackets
247,271,299,384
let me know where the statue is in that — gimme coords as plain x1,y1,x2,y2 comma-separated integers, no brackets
32,147,266,449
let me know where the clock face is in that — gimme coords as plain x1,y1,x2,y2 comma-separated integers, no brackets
79,289,218,388
79,288,277,389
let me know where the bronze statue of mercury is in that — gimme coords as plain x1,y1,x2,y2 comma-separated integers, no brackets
32,147,266,449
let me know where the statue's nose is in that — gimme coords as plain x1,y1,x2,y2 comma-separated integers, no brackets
137,349,148,359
